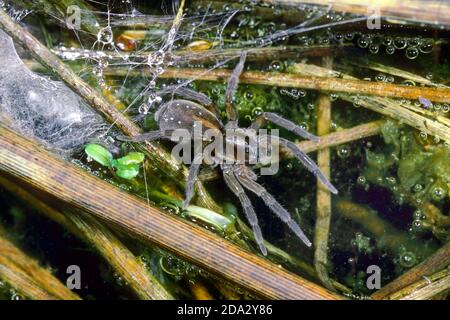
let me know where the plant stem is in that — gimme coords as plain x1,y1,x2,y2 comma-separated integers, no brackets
372,242,450,299
68,211,174,300
52,45,336,65
290,62,450,143
313,56,334,291
0,227,81,300
0,261,57,300
0,175,173,300
387,267,450,300
296,120,384,153
250,0,450,27
106,66,450,103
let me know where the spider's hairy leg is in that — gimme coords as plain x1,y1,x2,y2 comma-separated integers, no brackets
159,86,214,106
116,130,164,142
223,166,268,256
225,52,247,123
182,153,203,210
279,138,338,194
234,166,312,247
250,112,320,142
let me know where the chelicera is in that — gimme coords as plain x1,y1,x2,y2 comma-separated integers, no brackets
123,52,337,255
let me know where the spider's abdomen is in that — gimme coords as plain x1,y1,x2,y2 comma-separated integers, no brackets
156,99,222,136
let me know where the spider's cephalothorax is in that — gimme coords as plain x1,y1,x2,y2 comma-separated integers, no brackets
124,53,337,255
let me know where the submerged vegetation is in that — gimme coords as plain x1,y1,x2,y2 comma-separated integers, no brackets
0,0,449,300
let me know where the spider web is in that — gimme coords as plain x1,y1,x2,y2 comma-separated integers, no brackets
0,0,366,150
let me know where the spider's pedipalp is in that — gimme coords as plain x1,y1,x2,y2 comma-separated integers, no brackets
279,138,338,195
183,153,203,209
223,167,267,256
234,167,312,247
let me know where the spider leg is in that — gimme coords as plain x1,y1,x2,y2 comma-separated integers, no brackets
116,130,164,142
158,85,214,106
225,52,247,123
233,166,312,247
223,166,268,256
250,112,320,142
279,137,338,194
182,153,203,209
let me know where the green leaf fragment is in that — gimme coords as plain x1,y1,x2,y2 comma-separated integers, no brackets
85,144,113,167
115,152,145,166
115,164,140,180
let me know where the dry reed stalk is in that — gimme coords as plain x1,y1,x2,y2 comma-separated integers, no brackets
0,229,81,300
0,124,342,300
313,56,335,291
0,176,173,300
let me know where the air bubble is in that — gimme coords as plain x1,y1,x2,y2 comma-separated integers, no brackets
344,32,355,41
375,74,386,82
408,37,421,47
393,37,407,49
337,146,350,158
419,40,434,53
431,186,446,201
357,176,366,185
405,47,419,59
386,45,395,55
357,36,369,48
269,60,282,71
383,37,393,46
138,104,149,115
399,252,416,268
252,107,263,117
97,26,113,45
369,44,379,54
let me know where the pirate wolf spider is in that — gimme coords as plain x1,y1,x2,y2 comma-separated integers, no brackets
124,53,337,255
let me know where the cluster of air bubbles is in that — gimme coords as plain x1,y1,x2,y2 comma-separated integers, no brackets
159,254,200,281
280,88,306,100
0,1,30,21
375,73,394,83
351,33,434,59
113,272,126,287
410,209,426,234
92,54,111,88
